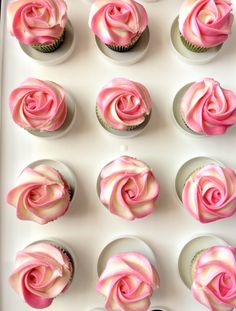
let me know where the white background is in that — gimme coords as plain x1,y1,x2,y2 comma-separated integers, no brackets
1,0,236,310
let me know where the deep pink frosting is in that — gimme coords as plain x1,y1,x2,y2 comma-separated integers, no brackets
192,245,236,311
182,164,236,223
9,78,67,132
7,164,70,224
7,0,67,45
179,0,233,48
180,78,236,135
9,242,72,309
97,252,160,311
99,156,159,220
88,0,148,46
97,78,152,130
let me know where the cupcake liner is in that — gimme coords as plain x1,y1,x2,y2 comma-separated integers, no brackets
179,32,209,53
190,249,206,281
105,32,142,53
31,30,65,53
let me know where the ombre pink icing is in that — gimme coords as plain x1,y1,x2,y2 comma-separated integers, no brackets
180,78,236,135
99,156,159,220
7,0,67,45
97,252,160,311
179,0,233,48
182,164,236,223
88,0,148,46
9,242,72,309
7,164,70,224
9,78,67,132
97,78,152,130
192,245,236,311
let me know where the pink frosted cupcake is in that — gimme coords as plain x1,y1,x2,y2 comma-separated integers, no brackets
180,78,236,135
9,240,74,309
7,0,68,52
88,0,148,52
97,156,160,220
178,0,234,52
97,252,160,311
9,78,72,137
7,164,71,224
96,78,152,137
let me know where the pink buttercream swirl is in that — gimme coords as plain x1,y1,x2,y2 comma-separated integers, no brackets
192,245,236,311
182,164,236,223
89,0,148,46
9,78,67,132
179,0,233,48
97,252,160,311
97,78,152,130
7,0,67,45
9,242,73,309
180,78,236,135
7,164,70,224
99,156,159,220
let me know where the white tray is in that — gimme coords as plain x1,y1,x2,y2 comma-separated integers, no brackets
1,1,236,310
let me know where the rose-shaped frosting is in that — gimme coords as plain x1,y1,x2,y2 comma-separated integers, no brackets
7,164,70,224
182,164,236,223
88,0,148,46
97,78,152,130
99,156,159,220
192,245,236,311
97,252,160,311
7,0,67,45
9,242,72,309
9,78,67,132
180,78,236,135
179,0,233,48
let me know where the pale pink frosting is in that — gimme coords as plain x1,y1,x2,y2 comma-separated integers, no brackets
99,156,159,220
192,245,236,311
9,78,67,132
97,78,152,130
88,0,148,46
97,252,160,311
182,164,236,223
9,242,72,309
7,164,70,224
7,0,67,45
180,78,236,135
179,0,233,48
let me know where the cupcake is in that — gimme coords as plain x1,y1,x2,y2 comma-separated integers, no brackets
182,163,236,223
9,78,71,136
7,0,68,53
88,0,148,52
97,252,160,311
98,155,159,220
7,164,71,224
9,240,74,309
178,0,234,52
191,245,236,310
96,78,152,137
179,78,236,135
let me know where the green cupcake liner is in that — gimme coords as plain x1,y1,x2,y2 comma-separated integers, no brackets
191,249,206,280
31,30,65,53
180,33,209,53
105,32,141,53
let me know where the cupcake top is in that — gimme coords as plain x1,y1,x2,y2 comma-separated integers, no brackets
9,78,67,132
179,0,233,48
97,78,152,131
192,245,236,311
180,78,236,135
97,252,160,311
182,164,236,223
88,0,148,46
7,164,71,224
99,155,159,220
9,242,73,309
7,0,67,45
